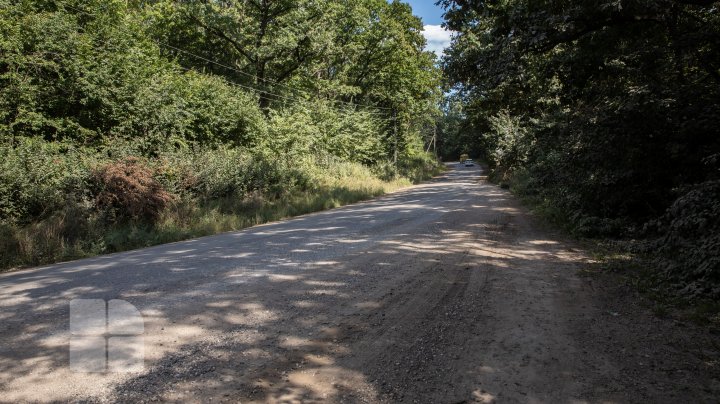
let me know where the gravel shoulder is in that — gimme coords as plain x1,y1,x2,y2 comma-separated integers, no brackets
0,166,718,403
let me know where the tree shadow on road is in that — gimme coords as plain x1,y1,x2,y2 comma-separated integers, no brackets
1,169,718,403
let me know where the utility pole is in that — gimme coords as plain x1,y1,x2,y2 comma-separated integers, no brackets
433,124,437,156
393,109,398,172
426,124,437,154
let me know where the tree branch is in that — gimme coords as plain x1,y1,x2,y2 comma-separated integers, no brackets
531,12,665,53
184,11,256,64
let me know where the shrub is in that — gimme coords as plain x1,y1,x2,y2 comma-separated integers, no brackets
398,152,444,183
0,139,92,223
92,157,173,224
647,180,720,299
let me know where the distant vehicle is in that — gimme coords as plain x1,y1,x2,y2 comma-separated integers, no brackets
464,159,475,167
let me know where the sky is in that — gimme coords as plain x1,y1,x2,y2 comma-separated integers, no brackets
404,0,452,57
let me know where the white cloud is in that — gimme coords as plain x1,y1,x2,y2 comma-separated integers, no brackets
422,25,452,58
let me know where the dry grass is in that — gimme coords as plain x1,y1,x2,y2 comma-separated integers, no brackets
0,164,412,270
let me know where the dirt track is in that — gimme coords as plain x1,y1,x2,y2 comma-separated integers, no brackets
1,166,718,403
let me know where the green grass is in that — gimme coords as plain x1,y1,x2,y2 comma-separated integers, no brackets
0,167,415,271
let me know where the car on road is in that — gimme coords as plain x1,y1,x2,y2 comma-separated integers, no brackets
464,159,475,167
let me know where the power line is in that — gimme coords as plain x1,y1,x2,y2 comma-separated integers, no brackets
175,64,391,118
173,66,292,103
62,3,394,115
159,40,393,111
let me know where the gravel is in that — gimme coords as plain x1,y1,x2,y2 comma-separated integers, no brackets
0,166,718,403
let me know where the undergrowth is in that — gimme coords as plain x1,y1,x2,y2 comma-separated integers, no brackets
587,242,720,328
0,140,439,270
488,164,720,326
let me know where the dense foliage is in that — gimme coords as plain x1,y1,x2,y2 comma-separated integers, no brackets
0,0,444,268
440,0,720,298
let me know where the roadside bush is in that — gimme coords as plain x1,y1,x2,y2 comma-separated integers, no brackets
487,110,531,170
397,152,444,183
265,103,385,166
183,148,311,200
184,148,253,199
646,180,720,299
92,157,173,224
0,139,92,223
0,140,437,269
126,70,266,149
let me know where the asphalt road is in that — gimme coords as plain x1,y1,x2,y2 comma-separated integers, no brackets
1,166,718,403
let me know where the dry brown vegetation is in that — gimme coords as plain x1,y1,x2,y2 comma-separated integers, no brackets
92,157,174,224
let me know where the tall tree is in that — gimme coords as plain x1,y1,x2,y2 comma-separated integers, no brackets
144,0,441,154
441,0,720,231
144,0,338,108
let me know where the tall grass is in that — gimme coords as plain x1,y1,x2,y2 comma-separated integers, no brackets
0,143,427,270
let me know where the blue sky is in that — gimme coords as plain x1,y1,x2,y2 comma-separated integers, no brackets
403,0,451,57
405,0,445,25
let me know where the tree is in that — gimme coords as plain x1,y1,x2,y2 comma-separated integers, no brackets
441,0,720,231
143,0,338,108
144,0,442,159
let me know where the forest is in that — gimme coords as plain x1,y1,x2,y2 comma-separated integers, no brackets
0,0,443,268
438,0,720,300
